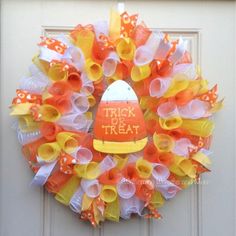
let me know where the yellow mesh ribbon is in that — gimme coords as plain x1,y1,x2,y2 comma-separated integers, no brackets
150,191,165,208
116,38,136,61
104,197,120,222
100,185,117,203
18,115,39,132
32,55,50,74
191,151,211,169
170,155,196,178
143,109,159,121
56,132,79,154
164,74,189,98
87,94,96,107
153,133,174,152
136,158,153,179
113,155,128,170
48,63,68,82
159,116,183,130
55,176,80,206
38,142,61,162
131,65,151,82
109,8,121,41
39,104,61,122
85,59,103,82
75,29,95,59
84,112,92,120
10,103,32,116
181,119,214,137
74,162,100,179
81,194,93,211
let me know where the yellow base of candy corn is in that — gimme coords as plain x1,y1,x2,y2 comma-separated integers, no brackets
93,137,148,154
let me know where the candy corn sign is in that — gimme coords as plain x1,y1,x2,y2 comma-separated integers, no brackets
93,80,147,153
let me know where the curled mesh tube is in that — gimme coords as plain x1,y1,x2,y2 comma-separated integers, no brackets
17,129,42,145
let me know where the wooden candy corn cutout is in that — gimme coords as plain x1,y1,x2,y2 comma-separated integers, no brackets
93,80,147,154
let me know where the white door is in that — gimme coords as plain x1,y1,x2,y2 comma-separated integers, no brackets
1,1,235,236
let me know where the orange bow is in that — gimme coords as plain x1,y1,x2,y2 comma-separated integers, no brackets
12,90,42,105
38,36,67,54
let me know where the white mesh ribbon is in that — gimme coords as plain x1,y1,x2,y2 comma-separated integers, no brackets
169,38,187,64
99,155,116,174
84,120,93,133
155,37,172,60
36,156,47,165
81,179,101,198
134,45,153,66
71,146,93,165
117,178,136,199
19,65,50,94
71,93,90,114
134,32,163,66
152,163,170,182
39,46,63,62
55,34,71,47
120,196,145,219
31,160,57,186
102,52,120,77
172,63,196,80
200,148,213,157
93,20,109,39
157,101,179,118
127,152,141,164
69,187,84,213
28,64,50,83
178,99,209,119
80,73,94,95
149,77,171,98
38,35,71,63
57,113,91,132
155,180,181,200
49,35,85,71
173,138,193,157
17,129,42,145
66,46,85,71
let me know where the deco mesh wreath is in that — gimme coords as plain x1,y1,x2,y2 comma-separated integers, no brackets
10,9,222,226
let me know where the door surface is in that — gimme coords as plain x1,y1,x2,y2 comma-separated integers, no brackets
0,1,235,236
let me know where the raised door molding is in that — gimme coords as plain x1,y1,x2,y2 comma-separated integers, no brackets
42,26,201,236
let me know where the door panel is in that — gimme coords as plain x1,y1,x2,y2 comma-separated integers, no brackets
1,1,235,236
